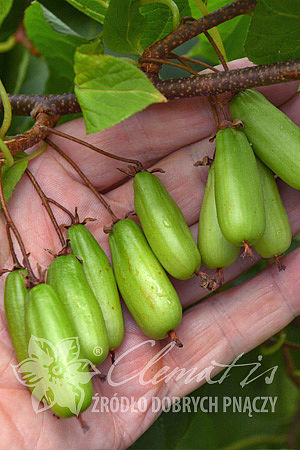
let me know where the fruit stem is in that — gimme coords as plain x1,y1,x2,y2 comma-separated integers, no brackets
110,351,116,365
242,241,254,259
45,138,119,223
25,169,66,248
168,330,183,347
195,270,217,291
42,127,144,170
77,415,89,433
168,52,220,73
0,162,38,284
214,268,224,287
275,255,286,271
204,31,229,72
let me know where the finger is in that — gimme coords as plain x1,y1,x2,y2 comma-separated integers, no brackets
106,136,214,224
45,60,299,191
165,247,300,398
173,178,300,308
46,96,216,192
106,136,300,309
280,93,300,126
106,128,300,230
0,153,117,268
210,58,299,105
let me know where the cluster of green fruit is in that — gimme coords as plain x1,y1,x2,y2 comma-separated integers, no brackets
5,225,125,418
3,89,300,420
199,89,300,271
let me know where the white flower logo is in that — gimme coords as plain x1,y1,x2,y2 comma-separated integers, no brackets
12,336,100,415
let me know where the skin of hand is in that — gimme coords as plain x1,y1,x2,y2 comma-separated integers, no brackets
0,58,299,449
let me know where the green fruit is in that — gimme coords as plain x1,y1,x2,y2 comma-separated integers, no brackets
67,224,124,350
254,158,292,258
198,164,240,269
26,283,93,418
108,219,182,339
214,127,266,246
47,254,109,365
4,270,28,364
230,89,300,190
133,171,201,280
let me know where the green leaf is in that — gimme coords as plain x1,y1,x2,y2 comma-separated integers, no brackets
245,0,300,64
1,153,28,208
188,0,250,64
65,0,110,24
103,0,191,55
39,0,101,39
0,0,13,28
74,40,166,134
24,2,90,93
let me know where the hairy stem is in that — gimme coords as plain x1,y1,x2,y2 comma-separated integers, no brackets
204,31,229,71
192,0,227,61
42,127,144,169
154,60,300,98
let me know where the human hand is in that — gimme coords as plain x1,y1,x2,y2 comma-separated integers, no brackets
0,59,299,449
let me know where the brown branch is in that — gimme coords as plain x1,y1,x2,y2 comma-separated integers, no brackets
45,138,119,223
5,113,59,156
3,94,81,117
154,60,300,99
141,0,257,76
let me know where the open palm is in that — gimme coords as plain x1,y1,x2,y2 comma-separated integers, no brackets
0,59,299,450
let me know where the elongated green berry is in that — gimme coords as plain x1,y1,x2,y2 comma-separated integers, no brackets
230,89,300,190
26,284,93,418
47,254,109,365
133,171,201,280
254,158,292,258
198,164,240,269
67,224,124,350
214,127,266,246
108,219,182,339
4,270,28,364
